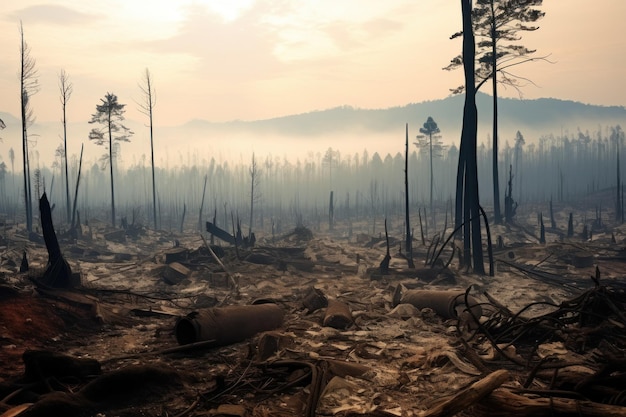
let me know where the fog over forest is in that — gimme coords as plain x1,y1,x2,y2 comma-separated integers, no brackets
0,92,624,237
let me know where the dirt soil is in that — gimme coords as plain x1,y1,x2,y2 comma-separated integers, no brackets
1,205,626,417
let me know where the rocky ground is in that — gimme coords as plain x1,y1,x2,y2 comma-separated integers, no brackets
1,201,626,417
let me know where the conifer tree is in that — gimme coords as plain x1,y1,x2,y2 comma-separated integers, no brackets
88,93,133,227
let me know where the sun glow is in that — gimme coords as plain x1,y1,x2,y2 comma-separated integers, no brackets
198,0,255,22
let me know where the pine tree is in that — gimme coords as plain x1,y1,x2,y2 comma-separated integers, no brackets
88,93,133,227
415,116,445,221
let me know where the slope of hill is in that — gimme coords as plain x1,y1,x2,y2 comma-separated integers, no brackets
179,92,626,141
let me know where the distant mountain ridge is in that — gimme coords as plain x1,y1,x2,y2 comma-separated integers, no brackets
181,92,626,139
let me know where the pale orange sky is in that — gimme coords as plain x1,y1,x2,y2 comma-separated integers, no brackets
0,0,624,129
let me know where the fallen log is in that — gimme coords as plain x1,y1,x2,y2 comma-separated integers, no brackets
400,289,483,320
419,370,509,417
175,303,284,346
473,388,626,417
323,299,353,329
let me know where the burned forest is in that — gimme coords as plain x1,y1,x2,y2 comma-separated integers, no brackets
2,121,626,417
2,2,626,417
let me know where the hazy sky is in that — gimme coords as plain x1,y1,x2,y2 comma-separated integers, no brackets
0,0,624,128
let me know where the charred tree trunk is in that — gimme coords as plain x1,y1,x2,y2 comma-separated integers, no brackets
404,123,415,268
199,174,208,232
617,147,622,222
504,165,517,223
549,198,556,229
490,1,502,225
455,0,485,274
180,203,186,233
329,191,334,232
70,144,84,235
379,219,391,274
567,212,574,237
419,208,425,245
40,193,73,288
210,208,217,245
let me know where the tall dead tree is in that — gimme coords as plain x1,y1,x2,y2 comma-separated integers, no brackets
404,123,415,268
248,153,261,238
70,144,84,233
137,68,158,230
455,0,485,274
199,174,208,232
612,126,624,223
59,69,73,224
617,148,621,223
19,22,39,232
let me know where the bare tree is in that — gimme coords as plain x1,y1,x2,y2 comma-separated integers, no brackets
404,124,415,268
19,21,39,232
248,153,261,238
59,69,73,223
611,126,624,222
88,93,133,227
137,68,158,229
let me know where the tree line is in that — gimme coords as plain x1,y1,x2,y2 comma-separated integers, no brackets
1,124,623,236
